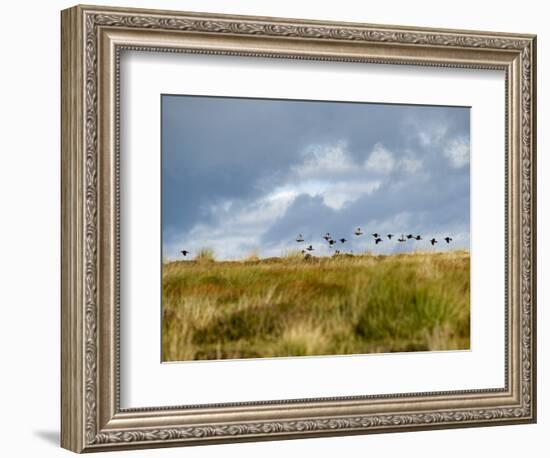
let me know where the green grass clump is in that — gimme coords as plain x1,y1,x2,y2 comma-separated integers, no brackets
162,251,470,361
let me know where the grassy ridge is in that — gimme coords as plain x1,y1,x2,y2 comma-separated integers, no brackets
162,251,470,361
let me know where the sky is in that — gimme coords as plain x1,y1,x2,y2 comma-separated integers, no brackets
161,95,470,260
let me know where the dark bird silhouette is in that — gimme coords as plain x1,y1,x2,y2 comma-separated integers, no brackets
415,235,422,241
372,233,380,238
444,237,453,243
406,234,414,239
354,227,363,236
375,237,383,245
301,250,306,254
398,234,406,242
328,239,336,246
323,232,331,241
339,238,347,243
296,234,304,242
430,238,438,246
306,245,315,251
180,250,189,256
387,234,394,240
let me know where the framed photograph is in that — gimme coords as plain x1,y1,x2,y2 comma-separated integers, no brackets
61,4,537,453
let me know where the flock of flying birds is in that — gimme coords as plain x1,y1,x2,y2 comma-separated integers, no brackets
179,228,453,258
295,228,453,256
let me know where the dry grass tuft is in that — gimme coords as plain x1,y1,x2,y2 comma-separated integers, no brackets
243,249,260,262
162,250,470,361
194,247,216,263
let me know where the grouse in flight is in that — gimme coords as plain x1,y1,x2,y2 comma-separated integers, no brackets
354,227,364,236
387,234,394,240
181,250,189,256
306,245,315,251
375,237,383,245
430,238,438,246
444,237,453,243
296,234,304,242
339,238,347,243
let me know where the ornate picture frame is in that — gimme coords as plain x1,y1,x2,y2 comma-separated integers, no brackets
61,4,536,453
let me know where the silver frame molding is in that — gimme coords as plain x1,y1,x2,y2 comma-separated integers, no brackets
61,4,537,453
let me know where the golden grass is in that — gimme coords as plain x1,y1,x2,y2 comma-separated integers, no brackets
162,250,470,361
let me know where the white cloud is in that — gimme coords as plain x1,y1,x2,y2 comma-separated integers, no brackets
364,144,422,176
444,137,470,168
364,143,395,174
417,124,448,147
292,141,354,177
406,117,469,169
165,188,299,260
269,178,381,211
289,142,382,209
399,156,423,174
321,180,381,209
